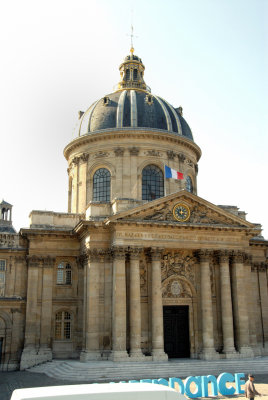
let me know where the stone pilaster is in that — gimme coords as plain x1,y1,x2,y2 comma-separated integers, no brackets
198,250,219,360
258,263,268,354
110,246,128,361
80,249,102,361
218,250,237,357
38,256,55,362
129,247,144,359
20,256,41,370
231,251,253,357
150,247,168,361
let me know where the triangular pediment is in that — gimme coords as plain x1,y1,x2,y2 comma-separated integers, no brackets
107,191,256,229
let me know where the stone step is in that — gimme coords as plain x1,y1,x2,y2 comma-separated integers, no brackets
27,357,268,382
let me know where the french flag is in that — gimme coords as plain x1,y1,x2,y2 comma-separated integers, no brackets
165,165,184,180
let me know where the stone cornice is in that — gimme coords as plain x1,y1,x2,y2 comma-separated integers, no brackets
63,129,202,161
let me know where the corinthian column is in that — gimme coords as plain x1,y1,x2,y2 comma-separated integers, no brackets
151,248,168,361
231,251,253,357
218,250,237,357
110,246,128,361
198,250,219,360
80,249,102,361
129,247,144,359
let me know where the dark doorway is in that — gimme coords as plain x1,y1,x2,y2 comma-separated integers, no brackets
163,305,190,358
0,338,3,364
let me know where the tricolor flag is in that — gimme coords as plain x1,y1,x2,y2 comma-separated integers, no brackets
165,165,184,180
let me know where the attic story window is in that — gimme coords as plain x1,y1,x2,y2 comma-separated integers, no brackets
133,69,138,81
145,94,153,105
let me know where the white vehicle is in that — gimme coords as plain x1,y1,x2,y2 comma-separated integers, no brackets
11,382,184,400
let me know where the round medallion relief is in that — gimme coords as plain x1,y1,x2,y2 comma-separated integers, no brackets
170,280,181,295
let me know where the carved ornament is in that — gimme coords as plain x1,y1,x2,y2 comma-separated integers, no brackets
129,147,140,156
112,246,126,260
232,251,245,263
95,151,109,158
161,251,195,285
167,150,176,160
145,150,161,157
150,247,164,261
186,159,194,168
114,147,125,157
129,247,143,260
178,153,185,163
162,278,192,298
80,153,89,163
217,250,231,264
196,249,212,263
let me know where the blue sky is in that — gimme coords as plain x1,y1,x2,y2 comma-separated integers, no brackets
0,0,267,237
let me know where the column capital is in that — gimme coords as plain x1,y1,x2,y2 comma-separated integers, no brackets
42,256,56,268
217,250,231,263
129,247,143,260
150,247,164,261
26,255,43,268
196,249,213,263
232,250,245,263
244,253,252,266
112,246,127,260
86,248,106,262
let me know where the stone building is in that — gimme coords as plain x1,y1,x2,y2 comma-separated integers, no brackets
0,49,267,371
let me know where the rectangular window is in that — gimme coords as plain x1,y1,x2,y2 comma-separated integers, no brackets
0,260,6,297
64,321,71,339
57,269,64,284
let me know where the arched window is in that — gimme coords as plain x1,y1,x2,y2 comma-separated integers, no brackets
142,165,164,201
55,311,71,340
93,168,111,201
186,176,193,193
56,262,72,285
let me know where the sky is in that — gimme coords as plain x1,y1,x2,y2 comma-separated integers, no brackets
0,0,267,238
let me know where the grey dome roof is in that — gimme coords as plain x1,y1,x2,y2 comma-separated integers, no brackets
76,90,194,141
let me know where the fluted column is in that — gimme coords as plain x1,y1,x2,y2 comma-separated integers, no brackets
231,251,253,357
80,249,102,361
258,263,268,353
110,246,128,361
218,250,237,357
39,256,55,361
20,256,40,369
151,248,168,361
198,250,218,360
129,247,144,359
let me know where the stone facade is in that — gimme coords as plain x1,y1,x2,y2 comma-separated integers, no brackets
0,50,267,371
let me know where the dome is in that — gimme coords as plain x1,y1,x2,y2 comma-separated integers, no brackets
76,91,193,140
75,50,194,141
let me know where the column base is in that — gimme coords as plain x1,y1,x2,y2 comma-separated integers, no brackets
223,349,239,359
109,350,129,361
80,350,102,361
239,346,254,358
129,350,145,360
200,348,220,360
152,350,168,361
20,347,38,370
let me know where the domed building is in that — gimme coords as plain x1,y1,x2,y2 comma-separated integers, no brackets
0,49,267,371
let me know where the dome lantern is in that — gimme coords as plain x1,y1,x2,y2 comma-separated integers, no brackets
117,49,147,91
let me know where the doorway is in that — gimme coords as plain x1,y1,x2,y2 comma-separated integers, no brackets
163,305,190,358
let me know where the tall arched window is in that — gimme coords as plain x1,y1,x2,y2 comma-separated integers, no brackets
142,165,164,201
186,176,193,193
56,262,72,285
93,168,111,201
55,311,71,340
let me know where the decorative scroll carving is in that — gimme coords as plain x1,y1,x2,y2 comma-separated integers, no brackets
162,279,192,298
145,150,161,157
232,251,245,263
244,253,252,266
72,156,79,165
95,151,109,158
167,150,176,160
80,153,89,163
186,159,194,168
86,248,106,262
114,147,125,157
112,246,126,260
140,259,147,296
217,250,231,263
161,252,195,285
150,247,164,261
252,262,267,272
196,249,212,263
129,147,140,156
129,247,143,260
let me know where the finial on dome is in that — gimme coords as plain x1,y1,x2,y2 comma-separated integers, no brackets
130,46,134,55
